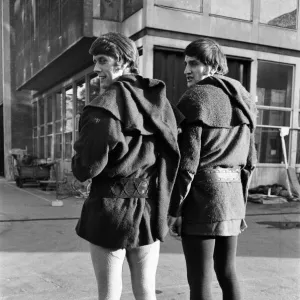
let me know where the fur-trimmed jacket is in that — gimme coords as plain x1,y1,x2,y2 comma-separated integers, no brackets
72,74,184,249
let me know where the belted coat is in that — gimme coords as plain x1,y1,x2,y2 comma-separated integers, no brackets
169,75,257,236
72,74,183,249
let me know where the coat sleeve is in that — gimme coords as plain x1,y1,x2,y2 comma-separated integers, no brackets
168,123,202,217
72,108,125,182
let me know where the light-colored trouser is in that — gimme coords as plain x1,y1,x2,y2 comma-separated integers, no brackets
89,241,160,300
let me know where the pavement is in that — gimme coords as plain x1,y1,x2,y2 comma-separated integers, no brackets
0,178,299,300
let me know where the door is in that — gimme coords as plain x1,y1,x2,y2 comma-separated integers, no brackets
226,56,251,91
153,48,187,105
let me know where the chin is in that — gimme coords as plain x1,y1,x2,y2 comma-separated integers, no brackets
187,81,195,87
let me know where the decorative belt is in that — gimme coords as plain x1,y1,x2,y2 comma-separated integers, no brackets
94,177,156,198
194,168,241,184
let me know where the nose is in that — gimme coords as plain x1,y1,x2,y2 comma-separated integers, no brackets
94,62,101,73
184,64,191,74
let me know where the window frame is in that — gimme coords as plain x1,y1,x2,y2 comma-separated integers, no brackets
255,59,295,165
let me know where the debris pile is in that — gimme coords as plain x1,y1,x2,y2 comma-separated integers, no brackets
248,184,299,204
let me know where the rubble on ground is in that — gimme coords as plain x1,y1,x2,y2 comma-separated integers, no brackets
248,184,299,204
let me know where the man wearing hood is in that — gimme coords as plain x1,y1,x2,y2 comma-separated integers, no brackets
72,32,183,300
168,38,257,300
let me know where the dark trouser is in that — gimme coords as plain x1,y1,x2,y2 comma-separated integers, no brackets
182,235,242,300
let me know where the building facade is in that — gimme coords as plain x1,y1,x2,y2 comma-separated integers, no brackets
1,0,300,188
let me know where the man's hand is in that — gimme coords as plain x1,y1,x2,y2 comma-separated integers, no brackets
167,216,182,237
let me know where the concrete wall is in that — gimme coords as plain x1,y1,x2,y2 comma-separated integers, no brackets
148,0,300,50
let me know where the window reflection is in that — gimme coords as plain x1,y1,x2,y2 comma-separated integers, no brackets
255,127,288,164
257,62,293,108
257,110,290,126
256,60,293,158
65,87,73,119
64,87,73,159
260,0,297,29
211,0,252,20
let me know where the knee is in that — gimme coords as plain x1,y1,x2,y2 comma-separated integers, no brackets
214,261,236,282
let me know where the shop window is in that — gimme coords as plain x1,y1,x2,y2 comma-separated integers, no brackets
75,79,86,140
211,0,252,20
89,73,100,103
260,0,297,29
256,61,293,163
64,86,73,159
54,92,63,159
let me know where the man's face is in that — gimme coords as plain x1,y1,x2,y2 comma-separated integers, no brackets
93,54,125,91
184,55,213,87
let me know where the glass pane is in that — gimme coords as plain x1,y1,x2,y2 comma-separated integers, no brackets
33,138,37,156
257,61,293,108
47,97,52,122
55,134,62,158
64,118,73,133
47,136,52,158
64,132,73,159
64,144,72,159
65,86,73,119
255,127,289,163
33,127,37,137
39,137,45,158
47,124,53,134
257,109,290,126
260,0,297,29
55,121,62,133
65,131,72,143
296,131,300,163
154,0,202,12
89,74,100,103
55,92,62,121
33,102,37,127
40,125,45,136
211,0,252,20
76,80,86,115
39,99,45,125
124,0,143,19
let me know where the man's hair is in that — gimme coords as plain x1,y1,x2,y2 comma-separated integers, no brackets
185,38,228,75
89,32,139,74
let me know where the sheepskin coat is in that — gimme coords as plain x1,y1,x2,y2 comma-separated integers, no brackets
72,74,183,249
169,75,257,236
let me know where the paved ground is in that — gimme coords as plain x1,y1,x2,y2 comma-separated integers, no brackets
0,178,300,300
